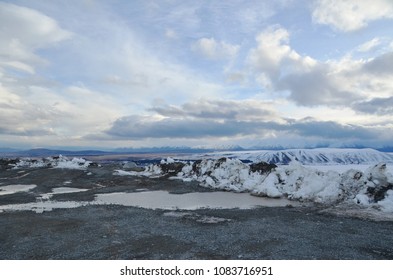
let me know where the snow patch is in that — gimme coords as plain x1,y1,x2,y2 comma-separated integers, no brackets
0,200,91,213
0,184,36,196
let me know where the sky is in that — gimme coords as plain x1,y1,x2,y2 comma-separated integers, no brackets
1,0,393,150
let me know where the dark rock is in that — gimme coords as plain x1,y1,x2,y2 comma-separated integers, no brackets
366,183,393,202
250,162,277,174
214,158,227,168
89,162,100,168
192,160,202,175
0,158,19,170
160,162,186,175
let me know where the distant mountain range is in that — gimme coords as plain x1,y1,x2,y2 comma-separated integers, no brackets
0,145,244,157
0,148,113,157
1,146,393,164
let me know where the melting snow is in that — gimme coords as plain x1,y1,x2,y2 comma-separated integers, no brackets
40,187,88,200
0,184,36,196
0,200,91,213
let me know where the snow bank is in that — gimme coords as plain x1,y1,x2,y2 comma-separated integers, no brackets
120,157,393,212
9,155,92,170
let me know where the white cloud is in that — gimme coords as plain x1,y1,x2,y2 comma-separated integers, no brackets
0,2,72,73
0,69,123,139
247,26,393,108
192,38,240,60
247,26,292,78
247,26,317,90
312,0,393,32
357,38,381,52
278,51,393,106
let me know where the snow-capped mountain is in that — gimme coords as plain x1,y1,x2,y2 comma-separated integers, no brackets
185,148,393,165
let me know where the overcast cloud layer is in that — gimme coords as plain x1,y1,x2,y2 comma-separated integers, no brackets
1,0,392,149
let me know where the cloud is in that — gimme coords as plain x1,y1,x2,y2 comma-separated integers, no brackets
247,26,358,106
247,26,295,81
248,26,317,81
362,51,393,75
192,38,240,60
247,26,393,107
288,118,376,140
104,98,381,143
357,38,381,53
105,113,380,142
106,98,282,139
352,97,393,115
312,0,393,32
0,2,72,73
277,63,359,106
149,99,278,121
0,83,58,136
165,28,177,39
0,80,122,139
106,116,268,139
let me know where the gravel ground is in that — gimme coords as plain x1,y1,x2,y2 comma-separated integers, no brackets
1,164,393,260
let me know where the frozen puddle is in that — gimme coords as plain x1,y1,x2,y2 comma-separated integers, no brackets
0,184,36,196
95,190,297,210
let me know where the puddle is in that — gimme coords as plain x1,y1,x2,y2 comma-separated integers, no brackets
95,190,297,210
0,190,297,213
0,184,36,196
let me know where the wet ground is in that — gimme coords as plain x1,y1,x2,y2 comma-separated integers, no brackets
1,164,393,259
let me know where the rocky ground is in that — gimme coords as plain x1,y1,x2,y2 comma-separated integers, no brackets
1,162,393,259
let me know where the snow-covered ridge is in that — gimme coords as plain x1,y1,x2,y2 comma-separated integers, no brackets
2,155,92,170
117,157,393,212
183,148,393,165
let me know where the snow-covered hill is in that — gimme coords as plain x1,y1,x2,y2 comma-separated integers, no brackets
1,156,93,170
117,157,393,213
184,148,393,165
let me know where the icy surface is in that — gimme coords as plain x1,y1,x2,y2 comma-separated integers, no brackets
0,184,36,196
